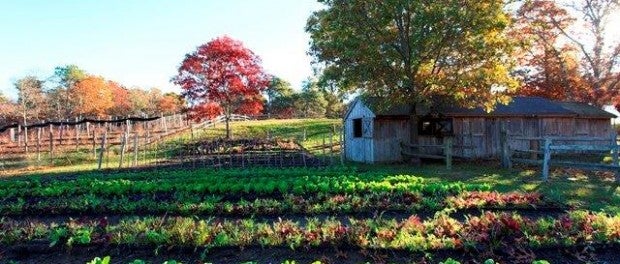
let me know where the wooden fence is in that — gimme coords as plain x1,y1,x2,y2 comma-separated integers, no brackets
0,114,346,172
0,114,226,171
400,136,474,170
503,133,620,182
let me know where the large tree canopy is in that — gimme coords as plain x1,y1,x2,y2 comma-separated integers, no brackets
306,0,519,112
173,36,270,138
511,0,620,105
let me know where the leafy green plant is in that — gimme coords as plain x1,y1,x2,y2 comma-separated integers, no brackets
87,256,110,264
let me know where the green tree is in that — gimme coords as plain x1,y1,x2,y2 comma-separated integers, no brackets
307,0,518,139
316,66,347,118
294,79,327,118
266,76,295,117
48,65,87,119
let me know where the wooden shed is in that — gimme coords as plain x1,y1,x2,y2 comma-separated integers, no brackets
343,96,616,163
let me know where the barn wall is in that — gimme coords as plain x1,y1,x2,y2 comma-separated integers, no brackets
344,101,375,163
452,116,614,158
587,118,613,137
344,99,614,162
372,119,410,163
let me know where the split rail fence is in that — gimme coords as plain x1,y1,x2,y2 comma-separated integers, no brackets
501,129,620,182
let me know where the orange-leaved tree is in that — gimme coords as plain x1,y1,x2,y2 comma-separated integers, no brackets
108,81,133,117
511,0,590,102
158,93,185,115
72,76,114,117
172,36,270,139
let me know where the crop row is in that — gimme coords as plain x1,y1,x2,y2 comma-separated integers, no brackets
0,174,490,199
0,167,358,189
0,191,551,216
1,211,618,252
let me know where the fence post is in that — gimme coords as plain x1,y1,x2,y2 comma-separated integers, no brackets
340,128,344,166
92,130,97,159
445,136,453,170
329,130,334,166
133,133,138,167
322,135,326,166
500,123,511,168
530,140,539,160
36,127,41,166
542,138,551,182
49,125,54,163
24,125,29,154
17,125,21,147
303,128,307,141
611,132,618,166
119,132,128,168
97,132,107,170
75,117,80,150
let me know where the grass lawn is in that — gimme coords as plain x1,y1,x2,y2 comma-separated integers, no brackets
352,162,620,214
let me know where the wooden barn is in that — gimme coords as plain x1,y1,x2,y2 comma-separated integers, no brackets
343,96,616,163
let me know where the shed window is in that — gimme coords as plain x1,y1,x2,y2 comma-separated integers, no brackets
418,118,453,136
353,118,363,138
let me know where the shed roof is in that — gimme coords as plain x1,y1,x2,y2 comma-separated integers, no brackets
556,102,617,118
348,96,616,119
444,97,575,117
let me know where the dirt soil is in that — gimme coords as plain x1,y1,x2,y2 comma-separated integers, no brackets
2,244,619,264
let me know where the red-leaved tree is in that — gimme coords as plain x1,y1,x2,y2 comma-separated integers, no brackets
172,36,270,138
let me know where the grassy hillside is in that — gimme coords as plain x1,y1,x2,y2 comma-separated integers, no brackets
0,118,342,175
173,118,342,153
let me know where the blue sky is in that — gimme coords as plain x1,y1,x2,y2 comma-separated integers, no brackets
0,0,323,100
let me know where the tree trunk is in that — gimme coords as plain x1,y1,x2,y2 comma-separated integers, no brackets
225,106,231,139
225,115,231,139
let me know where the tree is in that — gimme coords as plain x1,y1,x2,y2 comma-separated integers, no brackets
158,93,185,115
561,0,620,104
48,65,87,119
72,76,114,117
15,76,46,125
128,88,150,116
316,67,347,118
511,0,590,101
265,76,294,117
173,36,270,139
146,88,164,116
294,79,327,118
0,92,17,125
307,0,518,140
108,81,133,117
568,0,620,105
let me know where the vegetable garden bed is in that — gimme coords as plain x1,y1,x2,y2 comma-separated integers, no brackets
0,167,618,263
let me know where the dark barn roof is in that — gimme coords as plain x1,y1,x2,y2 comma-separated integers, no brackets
349,96,616,119
444,97,575,117
556,102,617,118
